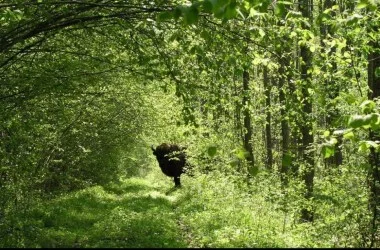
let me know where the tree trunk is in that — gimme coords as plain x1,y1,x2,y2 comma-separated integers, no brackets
320,0,343,167
274,1,292,185
234,78,243,143
263,66,273,170
367,36,380,248
278,58,291,185
299,0,315,222
242,69,255,174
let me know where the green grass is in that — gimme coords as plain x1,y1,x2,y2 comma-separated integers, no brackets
173,172,288,248
13,177,187,248
1,166,371,248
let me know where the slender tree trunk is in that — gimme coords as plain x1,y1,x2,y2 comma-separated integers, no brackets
234,78,243,143
263,66,273,170
299,0,315,222
320,0,343,167
367,37,380,248
274,1,292,185
278,58,291,184
233,76,243,172
242,68,255,174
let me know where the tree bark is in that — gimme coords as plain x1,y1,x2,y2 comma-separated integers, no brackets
278,58,291,184
367,35,380,248
299,0,315,222
263,66,273,170
234,78,243,143
320,0,343,167
242,69,255,174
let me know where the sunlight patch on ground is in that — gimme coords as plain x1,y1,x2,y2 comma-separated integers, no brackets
145,190,178,203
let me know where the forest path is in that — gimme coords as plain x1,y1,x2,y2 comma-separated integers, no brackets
28,177,188,248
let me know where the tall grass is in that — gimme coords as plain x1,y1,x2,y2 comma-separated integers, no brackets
174,164,371,248
1,160,371,248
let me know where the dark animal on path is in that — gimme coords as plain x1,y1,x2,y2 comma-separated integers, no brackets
151,143,188,187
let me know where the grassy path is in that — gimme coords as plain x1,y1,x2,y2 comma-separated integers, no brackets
24,177,188,248
6,168,367,248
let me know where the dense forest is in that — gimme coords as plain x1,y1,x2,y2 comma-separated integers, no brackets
0,0,379,248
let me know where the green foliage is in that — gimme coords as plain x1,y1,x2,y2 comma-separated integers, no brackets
156,0,239,24
356,0,378,11
207,144,218,157
1,0,380,248
352,113,380,129
322,99,380,160
360,100,376,114
312,166,371,247
321,143,335,159
282,153,293,167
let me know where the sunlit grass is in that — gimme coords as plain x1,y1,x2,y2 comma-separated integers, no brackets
173,171,288,248
13,176,186,248
2,165,369,248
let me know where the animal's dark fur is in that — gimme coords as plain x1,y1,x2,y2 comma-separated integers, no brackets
151,143,187,187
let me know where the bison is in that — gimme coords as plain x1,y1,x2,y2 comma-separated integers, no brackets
151,143,188,187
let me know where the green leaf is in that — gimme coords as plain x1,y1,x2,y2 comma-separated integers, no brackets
200,30,211,41
328,137,338,145
343,131,355,140
248,166,259,176
214,6,226,19
184,5,199,25
342,93,356,104
210,0,230,18
157,11,173,22
359,141,369,153
365,140,379,149
274,2,286,17
258,28,265,37
173,6,182,20
229,159,240,167
319,12,332,22
317,12,332,26
215,0,230,8
277,0,293,5
249,0,261,8
235,148,249,160
258,0,271,12
286,10,302,19
357,0,368,9
282,153,293,167
203,0,214,13
207,145,218,157
371,114,380,130
369,113,380,126
224,1,237,19
360,100,376,114
333,129,351,136
348,114,379,129
348,115,366,128
347,13,363,26
322,144,335,159
375,67,380,78
363,113,379,128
